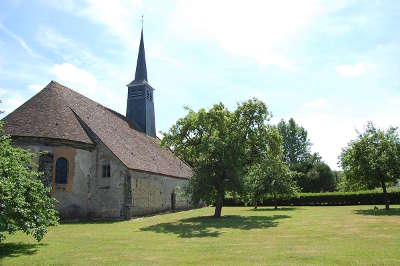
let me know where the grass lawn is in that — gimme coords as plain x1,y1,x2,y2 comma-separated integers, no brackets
1,205,400,265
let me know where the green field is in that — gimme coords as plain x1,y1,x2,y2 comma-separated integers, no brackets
1,205,400,265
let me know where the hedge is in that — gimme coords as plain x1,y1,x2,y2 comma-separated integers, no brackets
224,191,400,206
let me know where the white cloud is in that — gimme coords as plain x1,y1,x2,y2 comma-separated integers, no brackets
0,88,26,115
28,84,44,93
169,0,325,69
52,63,98,95
50,63,126,114
335,63,367,78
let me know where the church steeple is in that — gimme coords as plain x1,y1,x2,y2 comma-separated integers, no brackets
134,29,147,82
126,25,156,138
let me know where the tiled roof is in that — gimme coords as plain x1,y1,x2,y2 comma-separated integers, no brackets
2,81,192,179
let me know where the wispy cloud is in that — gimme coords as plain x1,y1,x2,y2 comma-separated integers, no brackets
44,0,143,48
0,22,40,58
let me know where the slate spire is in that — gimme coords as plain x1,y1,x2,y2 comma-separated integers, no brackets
126,23,156,138
134,28,147,82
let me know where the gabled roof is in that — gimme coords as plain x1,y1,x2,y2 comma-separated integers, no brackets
3,81,192,179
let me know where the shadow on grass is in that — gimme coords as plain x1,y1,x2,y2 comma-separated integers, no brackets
354,208,400,216
0,242,46,259
140,214,290,238
250,207,299,212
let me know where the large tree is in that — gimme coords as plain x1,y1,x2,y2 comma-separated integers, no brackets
161,99,271,217
0,122,58,242
340,122,400,210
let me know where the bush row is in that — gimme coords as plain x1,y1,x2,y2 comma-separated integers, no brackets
224,191,400,206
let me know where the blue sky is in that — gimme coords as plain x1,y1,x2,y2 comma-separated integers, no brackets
0,0,399,169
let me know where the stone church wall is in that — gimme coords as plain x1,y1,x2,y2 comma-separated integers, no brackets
19,142,127,219
19,144,92,218
86,141,127,218
15,141,191,219
129,170,191,216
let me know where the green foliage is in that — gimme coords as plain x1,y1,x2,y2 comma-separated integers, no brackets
224,190,400,206
340,122,400,209
161,102,244,217
0,122,58,242
277,118,311,167
302,162,337,192
162,98,275,217
243,128,298,209
277,118,337,192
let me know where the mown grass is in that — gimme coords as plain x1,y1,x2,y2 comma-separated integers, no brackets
1,205,400,265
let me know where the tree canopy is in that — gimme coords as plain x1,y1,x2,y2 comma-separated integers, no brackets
243,127,298,209
340,122,400,210
161,99,272,217
0,122,58,242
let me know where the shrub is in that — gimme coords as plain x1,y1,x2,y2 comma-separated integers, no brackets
224,189,400,206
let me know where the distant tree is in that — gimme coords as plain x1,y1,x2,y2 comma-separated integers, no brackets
301,162,337,192
161,99,272,217
244,127,298,209
277,118,311,167
0,122,58,242
243,126,280,209
277,118,337,192
337,171,370,192
267,158,298,209
340,122,400,210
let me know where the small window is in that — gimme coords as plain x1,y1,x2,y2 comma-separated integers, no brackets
102,163,111,178
55,157,68,184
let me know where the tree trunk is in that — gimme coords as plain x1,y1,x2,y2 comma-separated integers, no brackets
381,178,390,210
214,190,224,218
254,200,258,210
273,194,278,210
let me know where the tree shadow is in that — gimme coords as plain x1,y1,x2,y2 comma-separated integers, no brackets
0,242,46,259
140,214,290,238
354,208,400,216
250,207,299,212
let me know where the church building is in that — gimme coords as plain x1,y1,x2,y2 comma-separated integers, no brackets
2,29,192,219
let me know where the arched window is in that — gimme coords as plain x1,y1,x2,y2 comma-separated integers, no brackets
55,157,68,184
